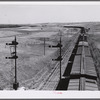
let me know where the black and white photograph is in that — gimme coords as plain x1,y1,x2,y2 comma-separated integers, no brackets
0,2,100,92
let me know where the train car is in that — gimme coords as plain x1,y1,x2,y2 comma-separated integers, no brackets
57,34,98,90
67,34,98,90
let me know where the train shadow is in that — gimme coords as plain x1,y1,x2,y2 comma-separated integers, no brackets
56,36,79,90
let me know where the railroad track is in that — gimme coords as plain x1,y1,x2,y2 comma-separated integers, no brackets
39,33,80,90
18,32,80,90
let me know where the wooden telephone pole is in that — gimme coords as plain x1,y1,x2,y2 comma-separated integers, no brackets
6,36,19,90
49,31,62,80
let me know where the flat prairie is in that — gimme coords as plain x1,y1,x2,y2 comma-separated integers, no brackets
0,24,75,90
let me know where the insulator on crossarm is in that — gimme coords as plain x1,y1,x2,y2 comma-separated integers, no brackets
5,56,18,59
49,45,52,48
6,43,12,45
12,41,18,45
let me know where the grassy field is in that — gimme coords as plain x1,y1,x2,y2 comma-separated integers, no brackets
88,24,100,90
0,24,78,90
2,22,99,90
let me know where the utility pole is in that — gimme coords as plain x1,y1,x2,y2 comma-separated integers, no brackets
59,36,62,80
49,32,62,80
44,38,45,55
6,36,19,90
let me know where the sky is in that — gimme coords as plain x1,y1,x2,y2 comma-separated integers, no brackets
0,3,100,24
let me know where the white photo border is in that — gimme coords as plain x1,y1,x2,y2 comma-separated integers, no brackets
0,1,100,99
